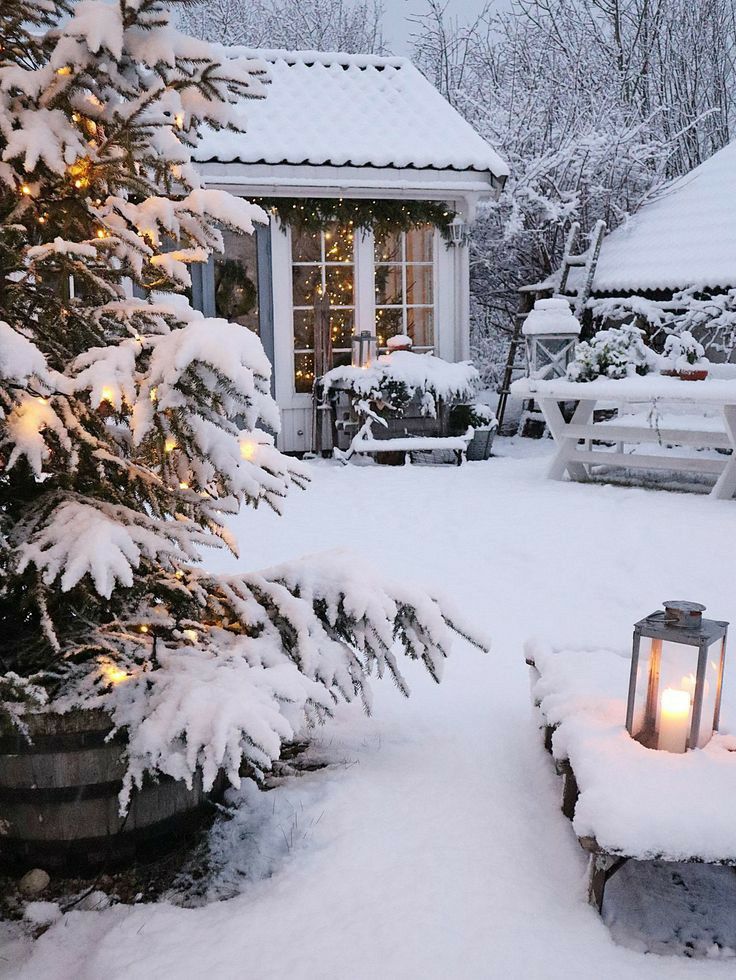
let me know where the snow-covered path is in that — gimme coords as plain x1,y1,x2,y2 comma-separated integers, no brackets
5,442,736,978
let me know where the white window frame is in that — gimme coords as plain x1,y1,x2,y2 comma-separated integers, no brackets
286,224,439,399
372,228,437,353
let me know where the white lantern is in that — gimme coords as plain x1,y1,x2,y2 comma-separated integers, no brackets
523,298,582,380
449,215,467,246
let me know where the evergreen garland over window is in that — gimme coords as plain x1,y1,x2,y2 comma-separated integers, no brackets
256,198,456,240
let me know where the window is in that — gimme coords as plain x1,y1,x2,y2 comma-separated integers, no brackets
214,228,260,334
289,220,437,394
374,226,434,350
291,223,355,393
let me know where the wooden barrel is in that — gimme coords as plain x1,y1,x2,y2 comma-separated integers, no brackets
0,709,224,873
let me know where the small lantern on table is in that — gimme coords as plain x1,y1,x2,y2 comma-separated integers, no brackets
626,601,728,753
351,330,377,369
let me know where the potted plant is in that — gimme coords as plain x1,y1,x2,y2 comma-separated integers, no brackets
660,331,709,380
449,403,498,460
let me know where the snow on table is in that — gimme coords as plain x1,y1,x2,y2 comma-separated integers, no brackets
512,375,736,497
527,639,736,865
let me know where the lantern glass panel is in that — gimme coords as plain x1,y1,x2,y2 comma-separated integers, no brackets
695,638,724,747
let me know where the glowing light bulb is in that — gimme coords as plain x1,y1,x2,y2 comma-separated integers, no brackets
100,386,115,405
174,113,185,129
175,570,184,579
56,65,72,75
164,437,177,453
96,228,107,238
21,184,31,195
139,624,149,634
101,662,128,685
179,481,189,490
149,386,158,402
183,629,197,642
240,440,257,461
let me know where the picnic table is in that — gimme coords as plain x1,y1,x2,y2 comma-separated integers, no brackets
526,641,736,913
511,375,736,498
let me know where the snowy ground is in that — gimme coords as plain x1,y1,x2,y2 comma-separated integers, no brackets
5,439,736,978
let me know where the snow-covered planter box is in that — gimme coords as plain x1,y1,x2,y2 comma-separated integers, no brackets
321,351,481,454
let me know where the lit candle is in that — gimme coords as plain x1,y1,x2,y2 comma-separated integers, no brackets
658,688,690,753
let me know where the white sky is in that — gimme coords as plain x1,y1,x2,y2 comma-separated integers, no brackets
382,0,490,54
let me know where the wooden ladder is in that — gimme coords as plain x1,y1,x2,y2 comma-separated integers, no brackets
495,312,528,434
558,218,606,314
495,219,606,432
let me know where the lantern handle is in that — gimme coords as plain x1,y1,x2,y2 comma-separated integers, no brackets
662,600,706,629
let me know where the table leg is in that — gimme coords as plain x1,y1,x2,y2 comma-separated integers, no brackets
541,398,596,482
712,406,736,500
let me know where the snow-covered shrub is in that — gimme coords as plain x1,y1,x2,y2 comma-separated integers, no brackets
448,402,497,433
0,0,485,809
589,289,736,364
568,324,659,382
321,351,480,424
662,331,707,372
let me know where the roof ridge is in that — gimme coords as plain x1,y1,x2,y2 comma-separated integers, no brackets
213,46,409,70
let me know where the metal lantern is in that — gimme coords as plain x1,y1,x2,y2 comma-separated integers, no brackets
351,330,377,368
626,601,728,753
523,298,582,380
449,215,468,246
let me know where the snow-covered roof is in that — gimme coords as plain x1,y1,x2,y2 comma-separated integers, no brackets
589,141,736,293
195,49,508,179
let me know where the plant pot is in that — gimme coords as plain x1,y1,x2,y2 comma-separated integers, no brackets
0,709,225,873
466,427,496,461
660,368,709,381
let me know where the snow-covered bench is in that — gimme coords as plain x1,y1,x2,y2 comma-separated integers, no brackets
338,417,474,465
526,640,736,912
511,375,736,498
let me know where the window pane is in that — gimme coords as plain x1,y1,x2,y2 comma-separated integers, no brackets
325,265,354,307
292,265,322,307
331,350,351,371
294,352,315,392
214,229,260,333
406,225,434,263
329,310,354,350
375,265,403,305
292,228,322,263
406,265,433,305
293,310,314,350
324,223,354,263
376,307,403,345
374,230,402,263
408,307,434,347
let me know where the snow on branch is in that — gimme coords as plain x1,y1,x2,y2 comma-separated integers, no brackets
55,551,489,813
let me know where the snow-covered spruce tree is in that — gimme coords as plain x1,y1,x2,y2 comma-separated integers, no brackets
0,0,482,807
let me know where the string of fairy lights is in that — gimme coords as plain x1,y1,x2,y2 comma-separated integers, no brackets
281,201,443,391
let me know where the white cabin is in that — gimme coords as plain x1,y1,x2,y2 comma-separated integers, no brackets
192,49,508,452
